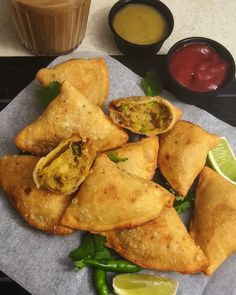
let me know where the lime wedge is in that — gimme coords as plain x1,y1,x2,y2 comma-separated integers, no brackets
207,137,236,184
113,274,178,295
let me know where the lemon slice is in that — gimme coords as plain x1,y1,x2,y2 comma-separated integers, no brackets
207,137,236,185
113,273,178,295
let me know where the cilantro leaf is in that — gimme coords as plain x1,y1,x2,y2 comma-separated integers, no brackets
155,171,195,214
69,233,95,261
71,142,82,156
174,200,191,214
37,81,61,107
74,257,89,271
92,249,111,260
69,233,111,271
173,190,195,214
107,151,128,163
142,71,162,96
93,235,111,259
93,235,107,251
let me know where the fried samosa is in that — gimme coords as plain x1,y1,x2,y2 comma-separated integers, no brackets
107,136,159,180
158,121,220,196
0,156,73,235
33,136,97,194
61,154,174,231
15,81,128,156
109,96,183,135
102,207,209,273
190,167,236,275
36,58,109,106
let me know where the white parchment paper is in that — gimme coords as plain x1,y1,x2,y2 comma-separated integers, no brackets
0,52,236,295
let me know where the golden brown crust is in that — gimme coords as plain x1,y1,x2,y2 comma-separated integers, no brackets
158,120,220,196
0,155,73,235
61,154,174,231
36,58,110,107
108,136,159,180
109,96,183,135
15,81,128,156
190,167,236,275
102,207,209,273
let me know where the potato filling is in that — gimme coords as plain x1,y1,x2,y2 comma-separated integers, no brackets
116,101,172,133
38,142,91,193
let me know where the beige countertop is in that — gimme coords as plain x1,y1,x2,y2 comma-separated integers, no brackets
0,0,236,60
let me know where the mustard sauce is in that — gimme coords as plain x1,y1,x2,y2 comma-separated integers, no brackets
113,4,168,45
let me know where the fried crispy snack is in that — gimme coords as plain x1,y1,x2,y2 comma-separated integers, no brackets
61,154,174,231
158,120,220,196
33,135,97,194
15,81,128,156
190,167,236,275
102,207,209,273
108,136,159,180
109,96,183,135
36,58,109,106
0,156,73,235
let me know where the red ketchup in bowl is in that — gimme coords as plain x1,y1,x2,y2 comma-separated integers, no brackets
168,43,229,92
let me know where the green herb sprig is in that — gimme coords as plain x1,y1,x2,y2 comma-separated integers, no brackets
37,81,61,107
71,142,82,156
70,233,140,295
155,171,195,214
107,151,128,164
142,71,162,96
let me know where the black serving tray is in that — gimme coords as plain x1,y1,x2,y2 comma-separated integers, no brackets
0,55,236,294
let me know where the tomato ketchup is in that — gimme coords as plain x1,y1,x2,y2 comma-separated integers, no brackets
168,43,229,92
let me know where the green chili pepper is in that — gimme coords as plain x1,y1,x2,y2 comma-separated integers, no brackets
94,269,110,295
75,258,141,273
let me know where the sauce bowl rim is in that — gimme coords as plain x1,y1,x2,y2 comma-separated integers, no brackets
108,0,174,49
166,36,236,95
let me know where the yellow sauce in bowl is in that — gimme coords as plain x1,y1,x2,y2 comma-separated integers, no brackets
112,4,168,45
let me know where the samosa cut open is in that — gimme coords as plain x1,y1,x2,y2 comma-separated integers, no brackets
158,120,220,196
15,81,128,156
61,154,174,231
0,155,73,235
107,136,159,180
36,58,109,106
102,207,209,273
190,167,236,276
109,96,183,135
33,135,97,194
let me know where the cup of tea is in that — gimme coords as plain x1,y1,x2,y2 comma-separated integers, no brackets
9,0,92,55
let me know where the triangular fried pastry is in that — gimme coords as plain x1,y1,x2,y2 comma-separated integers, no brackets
109,96,183,135
61,154,174,231
108,136,159,180
0,156,73,235
190,167,236,275
102,207,209,273
33,135,97,194
97,140,207,273
15,81,128,156
158,120,220,196
36,58,109,106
